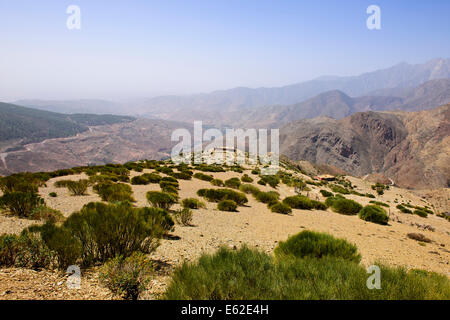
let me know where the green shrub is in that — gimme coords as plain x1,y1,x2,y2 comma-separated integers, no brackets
54,180,72,188
210,179,224,187
143,173,162,183
369,200,389,207
37,202,170,268
257,179,266,186
359,205,389,225
131,175,150,185
0,192,44,218
99,252,152,300
0,231,53,269
224,177,241,189
239,184,260,196
414,209,428,218
326,197,362,215
197,188,248,206
159,180,179,189
161,185,179,195
164,245,450,300
258,175,279,188
241,174,253,183
193,172,214,182
396,204,412,214
255,191,279,205
282,195,326,210
181,198,205,209
67,179,90,196
0,175,40,193
275,231,361,263
30,206,65,223
93,182,135,202
269,202,292,215
320,190,333,197
330,184,350,194
49,192,57,198
147,191,177,210
217,200,237,212
170,172,192,180
173,208,194,226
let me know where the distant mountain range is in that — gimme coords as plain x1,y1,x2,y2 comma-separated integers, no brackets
235,78,450,128
13,58,450,124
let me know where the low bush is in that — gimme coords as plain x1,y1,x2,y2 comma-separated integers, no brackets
369,200,389,207
147,191,177,210
49,192,57,198
197,188,248,206
164,245,450,299
99,252,152,300
330,185,350,195
30,206,65,223
326,197,362,215
93,182,135,202
396,204,412,214
320,190,333,197
0,192,45,218
274,231,361,262
255,191,279,205
217,200,237,212
407,233,432,243
210,179,224,187
282,195,326,211
258,175,279,188
269,202,292,215
131,175,149,185
161,184,178,198
181,198,205,209
54,180,72,188
36,202,171,268
193,173,214,182
0,231,53,269
359,205,389,225
224,178,241,189
66,179,90,196
173,208,194,226
413,209,428,218
241,174,253,183
239,184,260,196
159,180,179,190
170,172,192,180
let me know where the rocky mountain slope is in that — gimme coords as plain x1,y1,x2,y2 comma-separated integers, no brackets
235,79,450,128
280,104,450,189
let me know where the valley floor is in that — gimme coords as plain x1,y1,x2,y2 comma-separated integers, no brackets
1,168,449,299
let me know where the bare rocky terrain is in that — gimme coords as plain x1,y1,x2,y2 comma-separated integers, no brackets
280,104,450,189
0,119,191,175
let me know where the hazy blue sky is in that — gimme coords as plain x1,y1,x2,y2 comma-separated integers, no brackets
0,0,449,100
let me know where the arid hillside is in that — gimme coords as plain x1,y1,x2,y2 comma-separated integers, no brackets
280,104,450,189
0,119,191,176
0,160,449,299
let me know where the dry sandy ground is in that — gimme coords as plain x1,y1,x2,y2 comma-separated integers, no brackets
1,167,449,299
